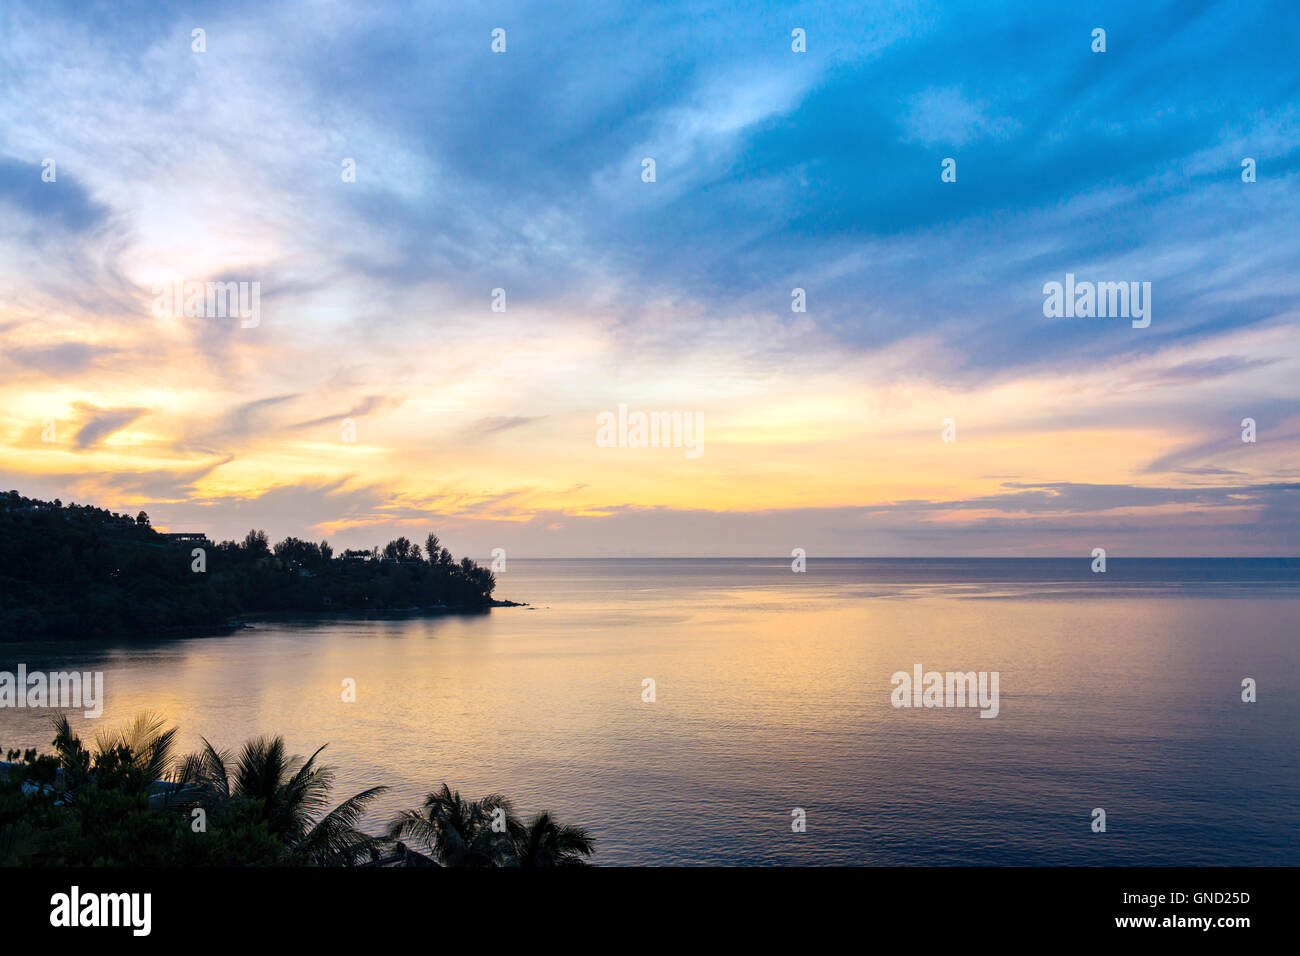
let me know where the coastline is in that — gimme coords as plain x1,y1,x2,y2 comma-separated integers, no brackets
0,599,529,648
227,597,528,628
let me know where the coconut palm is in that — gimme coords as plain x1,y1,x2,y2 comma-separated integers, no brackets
387,783,514,866
509,811,596,867
177,734,387,866
50,711,179,796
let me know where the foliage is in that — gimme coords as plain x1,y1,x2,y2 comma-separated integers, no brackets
0,490,496,640
509,810,598,867
175,735,387,866
0,714,385,866
389,784,595,867
1,714,595,867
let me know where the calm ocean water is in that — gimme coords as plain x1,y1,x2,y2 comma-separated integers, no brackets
2,558,1296,865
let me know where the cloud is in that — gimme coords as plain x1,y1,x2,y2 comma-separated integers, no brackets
0,156,109,232
1126,356,1281,387
4,342,120,376
865,481,1298,515
465,415,548,437
198,394,299,446
70,403,151,449
1,0,1298,555
86,477,1299,559
288,395,403,431
899,86,1020,147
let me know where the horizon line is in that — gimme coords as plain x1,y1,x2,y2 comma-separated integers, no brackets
479,555,1299,560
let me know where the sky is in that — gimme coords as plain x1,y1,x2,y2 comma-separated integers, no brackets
0,0,1297,557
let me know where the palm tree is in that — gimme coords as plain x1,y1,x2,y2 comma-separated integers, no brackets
50,711,179,796
509,811,596,867
387,783,514,866
177,735,387,866
92,711,179,785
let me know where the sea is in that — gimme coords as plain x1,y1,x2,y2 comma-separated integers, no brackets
1,558,1296,865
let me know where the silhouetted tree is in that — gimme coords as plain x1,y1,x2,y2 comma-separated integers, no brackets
242,529,271,557
388,785,514,867
382,537,418,562
509,811,596,867
176,735,387,866
0,492,498,640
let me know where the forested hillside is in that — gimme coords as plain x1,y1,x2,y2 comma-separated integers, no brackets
0,491,496,640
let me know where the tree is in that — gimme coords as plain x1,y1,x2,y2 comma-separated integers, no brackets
242,529,271,557
5,716,595,868
50,711,179,798
176,735,387,866
274,536,328,570
135,511,150,527
509,811,596,867
387,784,514,867
0,491,497,641
382,537,417,562
3,717,360,866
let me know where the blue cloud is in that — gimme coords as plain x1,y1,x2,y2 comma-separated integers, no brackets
0,157,108,232
3,0,1298,375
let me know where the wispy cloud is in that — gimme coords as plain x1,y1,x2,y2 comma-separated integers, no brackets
0,0,1296,554
465,415,549,437
70,404,150,450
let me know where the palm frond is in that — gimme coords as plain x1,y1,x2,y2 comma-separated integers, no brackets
299,785,389,866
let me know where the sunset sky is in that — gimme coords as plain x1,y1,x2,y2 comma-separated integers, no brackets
1,0,1297,556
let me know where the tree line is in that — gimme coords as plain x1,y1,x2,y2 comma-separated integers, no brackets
0,491,497,641
1,713,593,867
